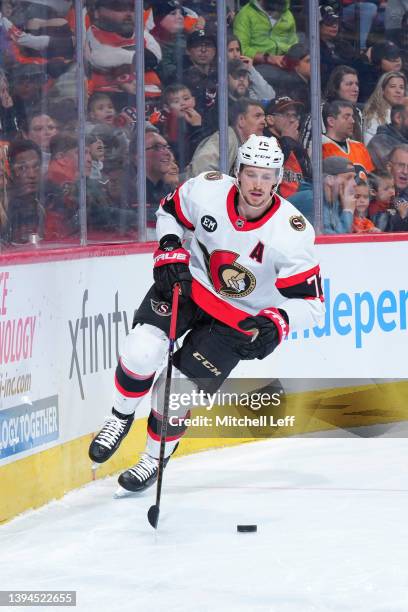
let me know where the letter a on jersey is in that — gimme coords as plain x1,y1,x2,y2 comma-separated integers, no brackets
249,241,264,264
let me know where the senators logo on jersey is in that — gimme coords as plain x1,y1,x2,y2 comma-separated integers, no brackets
197,240,256,298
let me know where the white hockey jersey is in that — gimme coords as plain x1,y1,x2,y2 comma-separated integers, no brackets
156,172,325,334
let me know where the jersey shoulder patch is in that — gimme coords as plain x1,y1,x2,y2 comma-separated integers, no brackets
289,214,307,232
204,171,223,181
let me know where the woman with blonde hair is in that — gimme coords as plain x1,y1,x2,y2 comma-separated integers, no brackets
363,71,407,145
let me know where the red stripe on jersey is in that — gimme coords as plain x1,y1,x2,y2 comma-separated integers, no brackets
275,265,321,288
161,186,194,230
226,186,281,231
114,375,150,398
147,425,183,442
191,279,253,335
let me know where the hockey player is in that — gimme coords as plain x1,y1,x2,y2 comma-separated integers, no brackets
89,134,325,493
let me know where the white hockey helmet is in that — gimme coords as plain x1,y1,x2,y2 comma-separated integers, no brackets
234,134,284,183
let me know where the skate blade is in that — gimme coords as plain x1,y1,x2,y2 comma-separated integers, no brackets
91,462,101,471
113,485,138,499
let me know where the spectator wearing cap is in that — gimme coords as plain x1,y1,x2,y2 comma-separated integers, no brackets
233,0,298,84
357,41,403,103
228,60,251,103
319,4,356,84
151,1,187,86
86,0,162,107
322,100,375,177
363,71,407,144
322,155,357,234
302,65,363,154
183,27,218,118
226,34,276,101
264,96,311,199
367,99,408,170
185,98,266,178
341,0,378,52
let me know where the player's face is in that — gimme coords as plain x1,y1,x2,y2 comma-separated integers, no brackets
238,165,280,208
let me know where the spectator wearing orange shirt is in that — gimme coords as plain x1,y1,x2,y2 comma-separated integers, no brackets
322,100,374,178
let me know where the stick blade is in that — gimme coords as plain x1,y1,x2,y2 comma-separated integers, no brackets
147,504,160,529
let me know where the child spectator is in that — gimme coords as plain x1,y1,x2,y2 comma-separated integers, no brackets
368,169,396,231
352,178,381,233
88,92,116,127
162,83,209,170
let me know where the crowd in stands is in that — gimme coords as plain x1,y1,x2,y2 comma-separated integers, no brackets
0,0,408,248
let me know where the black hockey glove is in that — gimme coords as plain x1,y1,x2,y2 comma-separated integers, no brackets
153,234,192,302
237,308,289,360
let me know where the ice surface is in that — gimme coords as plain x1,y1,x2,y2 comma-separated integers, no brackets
1,435,408,612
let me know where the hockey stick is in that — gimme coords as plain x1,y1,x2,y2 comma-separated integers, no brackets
147,282,180,529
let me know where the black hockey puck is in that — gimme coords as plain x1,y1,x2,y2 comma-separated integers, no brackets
237,524,257,533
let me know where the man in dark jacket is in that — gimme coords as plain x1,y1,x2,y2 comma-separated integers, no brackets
367,100,408,170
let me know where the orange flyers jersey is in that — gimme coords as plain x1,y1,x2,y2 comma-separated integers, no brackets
156,172,325,333
322,135,375,177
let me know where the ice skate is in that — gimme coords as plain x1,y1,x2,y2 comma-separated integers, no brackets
89,410,134,463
